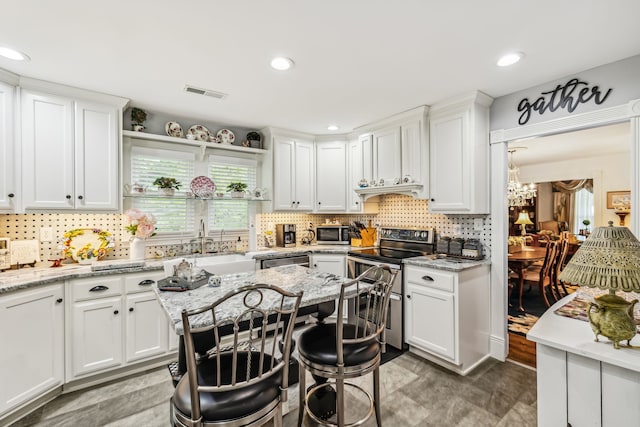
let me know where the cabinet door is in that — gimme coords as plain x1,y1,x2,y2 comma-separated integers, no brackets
360,134,373,182
21,91,75,210
125,292,169,363
294,140,315,210
405,283,456,361
401,119,424,184
316,141,346,212
429,109,469,212
273,138,296,209
70,296,123,378
0,284,64,415
311,254,347,319
75,101,119,210
347,139,363,211
372,127,401,183
0,81,16,211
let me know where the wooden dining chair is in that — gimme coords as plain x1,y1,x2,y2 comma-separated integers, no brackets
170,284,302,427
552,239,570,298
521,240,559,307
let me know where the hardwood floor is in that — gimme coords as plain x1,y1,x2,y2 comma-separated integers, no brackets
12,352,537,427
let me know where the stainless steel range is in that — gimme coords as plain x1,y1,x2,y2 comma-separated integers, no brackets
347,227,435,350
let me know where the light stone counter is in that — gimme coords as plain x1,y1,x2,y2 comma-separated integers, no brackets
153,264,352,335
403,256,491,272
250,244,370,260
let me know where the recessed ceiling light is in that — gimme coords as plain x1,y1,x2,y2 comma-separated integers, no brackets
327,125,339,131
270,57,294,71
497,52,524,67
0,46,30,61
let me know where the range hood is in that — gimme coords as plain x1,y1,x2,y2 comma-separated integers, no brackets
355,183,425,201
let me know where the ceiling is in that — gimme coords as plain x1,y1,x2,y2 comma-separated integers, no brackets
3,1,640,135
508,122,631,166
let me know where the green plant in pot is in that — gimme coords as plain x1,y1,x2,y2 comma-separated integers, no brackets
153,177,181,196
227,182,248,198
130,107,147,131
582,219,591,234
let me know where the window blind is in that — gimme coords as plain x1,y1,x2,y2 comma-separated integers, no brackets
130,146,195,235
208,155,257,231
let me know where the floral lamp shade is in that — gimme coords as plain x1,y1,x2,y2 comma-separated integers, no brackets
559,222,640,292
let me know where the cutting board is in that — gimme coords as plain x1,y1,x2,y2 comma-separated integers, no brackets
10,240,40,265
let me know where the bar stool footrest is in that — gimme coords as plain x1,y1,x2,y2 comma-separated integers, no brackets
304,381,374,427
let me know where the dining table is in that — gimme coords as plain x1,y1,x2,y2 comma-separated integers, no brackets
508,246,548,312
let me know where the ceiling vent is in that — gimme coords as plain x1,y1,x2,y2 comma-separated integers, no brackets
184,85,228,100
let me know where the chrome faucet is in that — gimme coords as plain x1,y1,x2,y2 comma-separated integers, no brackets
219,229,229,253
190,220,213,254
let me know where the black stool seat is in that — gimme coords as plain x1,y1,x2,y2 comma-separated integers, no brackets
173,351,282,421
299,323,379,367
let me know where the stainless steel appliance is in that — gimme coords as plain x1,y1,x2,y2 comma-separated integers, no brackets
0,238,10,271
275,224,296,247
316,225,350,245
347,227,435,350
260,254,309,269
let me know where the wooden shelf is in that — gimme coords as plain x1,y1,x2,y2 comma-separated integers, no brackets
122,130,267,155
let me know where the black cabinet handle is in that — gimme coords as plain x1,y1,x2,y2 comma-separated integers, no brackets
313,264,317,268
56,298,63,304
66,195,72,199
430,198,435,202
89,285,109,292
78,195,83,200
407,295,412,299
355,201,359,205
129,307,134,312
138,279,155,286
114,310,119,315
421,275,434,282
8,193,14,198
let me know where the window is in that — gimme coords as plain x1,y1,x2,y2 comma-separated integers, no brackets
130,146,195,235
208,155,257,231
574,188,594,232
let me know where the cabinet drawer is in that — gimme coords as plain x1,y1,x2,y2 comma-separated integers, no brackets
406,267,455,292
71,276,123,301
124,271,164,294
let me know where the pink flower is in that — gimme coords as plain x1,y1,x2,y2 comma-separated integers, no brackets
124,209,157,239
136,221,156,239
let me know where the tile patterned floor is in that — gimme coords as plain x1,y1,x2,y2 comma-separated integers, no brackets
13,353,537,427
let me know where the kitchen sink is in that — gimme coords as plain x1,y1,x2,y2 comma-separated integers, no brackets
164,254,256,277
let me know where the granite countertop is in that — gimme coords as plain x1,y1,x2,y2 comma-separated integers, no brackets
153,265,352,335
403,256,491,272
249,244,367,260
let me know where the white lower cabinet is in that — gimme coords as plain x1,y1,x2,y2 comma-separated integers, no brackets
67,270,170,381
404,264,490,375
311,254,347,319
0,283,64,416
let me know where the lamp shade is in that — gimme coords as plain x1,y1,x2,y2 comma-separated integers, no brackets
559,222,640,292
515,211,533,225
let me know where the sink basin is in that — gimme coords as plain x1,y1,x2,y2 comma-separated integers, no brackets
194,254,255,275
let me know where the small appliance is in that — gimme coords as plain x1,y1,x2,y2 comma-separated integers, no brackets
316,225,350,245
0,238,10,270
275,224,296,247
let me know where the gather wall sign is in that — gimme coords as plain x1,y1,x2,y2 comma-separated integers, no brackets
517,78,613,125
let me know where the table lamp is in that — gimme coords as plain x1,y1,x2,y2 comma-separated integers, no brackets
559,221,640,349
514,211,533,237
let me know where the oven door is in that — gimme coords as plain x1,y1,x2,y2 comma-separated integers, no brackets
346,256,403,350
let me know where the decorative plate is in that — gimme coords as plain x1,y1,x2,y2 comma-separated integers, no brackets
190,176,216,198
62,228,114,262
216,129,235,144
187,125,211,141
165,121,184,138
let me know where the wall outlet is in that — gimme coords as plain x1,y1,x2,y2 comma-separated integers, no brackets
474,218,484,231
452,224,462,236
40,227,54,242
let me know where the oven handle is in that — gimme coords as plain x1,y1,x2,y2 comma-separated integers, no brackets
389,293,401,302
346,256,401,271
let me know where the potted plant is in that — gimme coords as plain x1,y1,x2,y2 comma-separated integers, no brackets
130,107,147,131
582,219,591,235
227,182,248,198
153,177,181,196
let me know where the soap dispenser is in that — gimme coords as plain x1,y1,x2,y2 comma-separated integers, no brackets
235,236,243,252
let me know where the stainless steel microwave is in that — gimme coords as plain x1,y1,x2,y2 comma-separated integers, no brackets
316,225,350,245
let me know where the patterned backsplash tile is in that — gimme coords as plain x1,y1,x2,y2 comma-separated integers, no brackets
1,195,492,263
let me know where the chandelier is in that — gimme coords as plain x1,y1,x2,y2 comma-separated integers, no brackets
508,149,537,207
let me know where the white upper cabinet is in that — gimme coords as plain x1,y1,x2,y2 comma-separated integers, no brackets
21,90,119,211
429,91,493,214
272,136,315,210
347,138,363,211
315,140,347,212
0,81,16,211
372,126,401,184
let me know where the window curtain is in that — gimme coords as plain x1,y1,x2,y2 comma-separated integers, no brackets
551,179,593,233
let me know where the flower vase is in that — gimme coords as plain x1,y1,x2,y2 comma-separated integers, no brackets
130,237,146,260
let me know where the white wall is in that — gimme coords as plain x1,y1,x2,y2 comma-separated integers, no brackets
518,152,631,229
